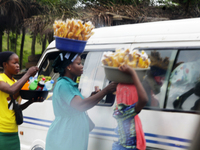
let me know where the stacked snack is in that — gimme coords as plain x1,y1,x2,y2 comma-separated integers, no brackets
53,19,95,41
102,48,151,68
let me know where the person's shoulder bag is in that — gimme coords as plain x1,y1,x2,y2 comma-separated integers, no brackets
10,95,23,125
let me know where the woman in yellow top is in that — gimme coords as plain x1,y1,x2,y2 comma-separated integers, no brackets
0,51,39,150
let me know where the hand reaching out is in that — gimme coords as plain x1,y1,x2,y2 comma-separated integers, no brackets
90,86,101,96
104,82,118,94
26,66,39,77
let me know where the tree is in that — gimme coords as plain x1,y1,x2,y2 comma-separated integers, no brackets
0,0,26,52
79,0,154,5
0,0,42,69
24,0,80,54
170,0,200,12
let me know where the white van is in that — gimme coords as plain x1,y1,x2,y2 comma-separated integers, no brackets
19,17,200,150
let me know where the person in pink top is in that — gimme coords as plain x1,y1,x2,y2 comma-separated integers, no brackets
112,64,148,150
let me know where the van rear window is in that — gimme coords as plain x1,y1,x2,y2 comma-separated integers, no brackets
140,49,175,109
166,50,200,112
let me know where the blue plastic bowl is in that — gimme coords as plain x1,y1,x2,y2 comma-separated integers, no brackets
55,36,87,53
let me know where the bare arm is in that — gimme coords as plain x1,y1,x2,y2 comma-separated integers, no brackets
20,100,33,110
0,66,38,95
19,97,45,111
119,65,148,113
70,82,117,112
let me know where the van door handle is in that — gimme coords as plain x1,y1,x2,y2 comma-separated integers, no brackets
42,59,50,72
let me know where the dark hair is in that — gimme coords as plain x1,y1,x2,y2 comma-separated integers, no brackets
150,66,167,77
0,51,15,67
52,52,80,76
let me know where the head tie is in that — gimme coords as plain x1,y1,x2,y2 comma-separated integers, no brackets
52,52,80,76
60,53,63,61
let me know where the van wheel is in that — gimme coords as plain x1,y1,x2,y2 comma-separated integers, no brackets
31,145,44,150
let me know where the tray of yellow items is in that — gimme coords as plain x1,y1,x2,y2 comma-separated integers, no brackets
53,19,94,53
102,48,150,83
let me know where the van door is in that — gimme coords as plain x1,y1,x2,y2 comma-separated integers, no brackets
19,50,61,150
78,51,118,150
132,48,200,150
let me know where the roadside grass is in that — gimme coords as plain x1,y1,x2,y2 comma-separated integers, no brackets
2,34,48,69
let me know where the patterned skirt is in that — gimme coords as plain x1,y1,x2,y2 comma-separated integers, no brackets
112,142,138,150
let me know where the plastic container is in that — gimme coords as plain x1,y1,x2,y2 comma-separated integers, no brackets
29,79,38,90
102,65,150,83
36,77,46,91
43,80,54,91
55,36,87,53
20,90,48,102
29,77,34,84
21,81,30,90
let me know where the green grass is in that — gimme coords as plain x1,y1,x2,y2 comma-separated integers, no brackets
2,34,49,69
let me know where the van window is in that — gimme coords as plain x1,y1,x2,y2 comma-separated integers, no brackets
166,50,200,112
39,51,60,92
79,51,115,106
141,49,176,109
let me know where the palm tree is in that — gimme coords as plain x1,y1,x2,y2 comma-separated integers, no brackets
0,0,26,52
0,0,42,69
24,1,80,54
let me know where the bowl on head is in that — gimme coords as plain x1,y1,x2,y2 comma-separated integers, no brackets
103,65,149,83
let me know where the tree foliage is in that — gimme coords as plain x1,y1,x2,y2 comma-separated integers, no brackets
1,0,200,69
35,0,79,8
81,0,138,5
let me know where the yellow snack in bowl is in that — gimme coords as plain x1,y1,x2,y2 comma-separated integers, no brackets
102,48,151,68
53,19,95,41
125,54,137,68
138,57,145,68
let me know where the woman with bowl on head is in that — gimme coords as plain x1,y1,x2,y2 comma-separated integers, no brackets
0,51,41,150
45,52,117,150
112,64,148,150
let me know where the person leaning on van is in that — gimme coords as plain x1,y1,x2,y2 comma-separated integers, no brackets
0,51,39,150
45,52,117,150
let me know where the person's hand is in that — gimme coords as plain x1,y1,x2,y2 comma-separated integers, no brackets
26,66,39,77
104,82,118,94
90,86,101,96
90,90,101,96
119,64,135,75
30,97,45,103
